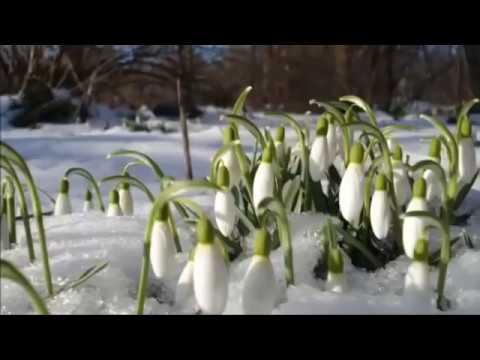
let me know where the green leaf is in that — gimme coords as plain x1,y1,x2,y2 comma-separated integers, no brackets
65,167,106,212
340,95,377,127
333,225,383,269
258,197,295,286
100,175,155,203
232,86,253,115
457,98,479,135
420,115,458,176
226,114,266,149
57,262,109,294
382,124,416,138
454,169,480,210
0,259,49,315
283,176,301,212
107,150,165,182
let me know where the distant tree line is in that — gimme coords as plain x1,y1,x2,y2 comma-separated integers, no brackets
1,45,480,116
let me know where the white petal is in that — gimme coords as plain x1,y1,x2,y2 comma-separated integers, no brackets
339,164,364,226
221,149,241,188
327,124,337,164
54,193,72,216
175,261,195,306
402,198,429,259
119,189,134,216
193,243,229,315
370,190,392,239
253,163,274,211
404,261,430,294
423,169,442,204
393,165,411,207
83,201,94,213
309,137,330,182
214,191,236,237
107,204,123,217
326,272,349,294
150,220,176,280
459,138,477,185
242,256,277,315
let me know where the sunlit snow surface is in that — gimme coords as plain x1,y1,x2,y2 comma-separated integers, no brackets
1,107,479,315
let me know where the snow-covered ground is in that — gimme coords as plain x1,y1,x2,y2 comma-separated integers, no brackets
1,106,479,315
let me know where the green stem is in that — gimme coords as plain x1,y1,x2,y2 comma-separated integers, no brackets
1,158,36,261
1,142,54,297
5,180,17,246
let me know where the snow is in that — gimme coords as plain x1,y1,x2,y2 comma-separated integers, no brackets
1,106,479,315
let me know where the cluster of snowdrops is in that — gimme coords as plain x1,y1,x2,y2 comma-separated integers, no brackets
1,87,479,315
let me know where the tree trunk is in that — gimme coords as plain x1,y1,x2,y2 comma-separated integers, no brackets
177,46,193,180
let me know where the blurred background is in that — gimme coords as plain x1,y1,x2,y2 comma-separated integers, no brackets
1,45,480,129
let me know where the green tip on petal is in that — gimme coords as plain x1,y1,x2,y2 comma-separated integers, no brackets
459,116,472,138
413,238,429,263
217,164,230,189
392,144,403,162
375,173,388,191
109,189,119,204
328,247,344,274
223,126,236,145
316,117,329,137
196,215,214,245
350,143,365,164
85,189,92,202
155,204,169,222
262,143,274,164
275,127,285,142
254,228,271,257
429,137,442,160
413,178,427,198
59,178,69,194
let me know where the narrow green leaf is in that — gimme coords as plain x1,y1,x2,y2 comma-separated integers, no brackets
0,259,49,315
57,262,109,294
107,150,165,181
454,169,480,210
226,114,266,149
340,95,377,127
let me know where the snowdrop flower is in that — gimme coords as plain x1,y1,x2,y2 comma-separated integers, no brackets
339,143,365,227
423,138,443,205
106,190,123,217
175,249,196,307
150,205,176,280
326,246,348,294
214,165,236,237
54,178,72,216
458,116,477,185
309,117,330,182
274,127,286,165
404,237,430,297
326,115,337,165
119,182,134,216
370,173,392,240
253,143,275,211
392,145,411,208
220,126,241,189
403,178,429,259
193,216,229,315
83,189,94,213
242,229,277,315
